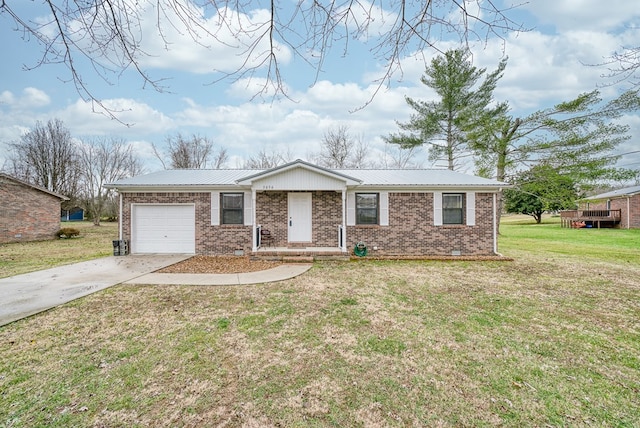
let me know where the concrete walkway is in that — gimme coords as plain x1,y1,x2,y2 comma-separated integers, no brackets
124,264,313,286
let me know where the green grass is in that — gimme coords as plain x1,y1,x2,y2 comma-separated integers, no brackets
0,222,117,278
1,218,639,426
500,214,640,263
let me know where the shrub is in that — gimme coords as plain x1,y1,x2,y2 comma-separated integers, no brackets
56,228,80,239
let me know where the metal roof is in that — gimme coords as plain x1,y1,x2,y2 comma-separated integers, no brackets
582,185,640,200
106,169,261,187
333,168,505,187
106,161,508,189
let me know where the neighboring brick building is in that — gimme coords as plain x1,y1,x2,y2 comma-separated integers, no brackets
106,160,508,257
579,185,640,229
0,173,69,244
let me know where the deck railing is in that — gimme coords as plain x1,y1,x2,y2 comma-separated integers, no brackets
560,209,622,228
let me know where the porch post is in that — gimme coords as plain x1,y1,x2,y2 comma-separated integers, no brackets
252,188,257,252
493,193,498,255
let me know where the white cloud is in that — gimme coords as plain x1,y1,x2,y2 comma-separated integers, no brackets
226,77,292,100
463,30,626,110
134,4,292,74
0,91,16,106
54,98,175,136
0,88,50,110
51,0,293,81
522,0,640,32
22,87,51,108
169,79,421,165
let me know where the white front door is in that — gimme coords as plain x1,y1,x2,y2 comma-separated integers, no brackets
288,193,312,242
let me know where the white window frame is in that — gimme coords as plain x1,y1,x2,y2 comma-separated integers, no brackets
434,192,476,226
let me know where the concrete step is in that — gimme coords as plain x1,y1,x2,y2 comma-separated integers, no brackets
282,256,315,263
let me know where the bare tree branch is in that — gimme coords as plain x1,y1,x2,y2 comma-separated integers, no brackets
243,146,292,168
1,0,526,115
592,46,640,88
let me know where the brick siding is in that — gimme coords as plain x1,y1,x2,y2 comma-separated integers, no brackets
347,192,495,256
122,190,496,256
0,176,63,244
122,192,252,255
255,191,288,246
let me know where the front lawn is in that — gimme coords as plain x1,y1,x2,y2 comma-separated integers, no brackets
1,220,639,426
0,222,117,278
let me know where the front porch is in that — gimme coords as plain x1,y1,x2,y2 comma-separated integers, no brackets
253,245,349,261
560,209,622,228
251,190,348,256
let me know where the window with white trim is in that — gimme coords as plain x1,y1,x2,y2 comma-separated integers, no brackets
442,193,464,225
221,193,244,224
356,193,379,225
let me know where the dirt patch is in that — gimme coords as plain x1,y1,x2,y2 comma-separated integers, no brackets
158,255,283,274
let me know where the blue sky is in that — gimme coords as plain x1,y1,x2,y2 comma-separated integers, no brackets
1,0,639,176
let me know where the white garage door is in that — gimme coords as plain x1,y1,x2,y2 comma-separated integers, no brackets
132,204,195,254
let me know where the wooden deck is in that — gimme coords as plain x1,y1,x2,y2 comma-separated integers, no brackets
560,209,622,228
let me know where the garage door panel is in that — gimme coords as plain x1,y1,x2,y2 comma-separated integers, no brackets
132,205,195,254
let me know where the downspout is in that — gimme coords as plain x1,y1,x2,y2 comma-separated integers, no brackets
493,191,503,256
118,193,123,240
627,196,631,229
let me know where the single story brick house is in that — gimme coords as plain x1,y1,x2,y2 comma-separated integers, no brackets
105,160,508,257
577,185,640,229
0,173,69,244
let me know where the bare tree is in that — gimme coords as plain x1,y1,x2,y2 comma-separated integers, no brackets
6,119,81,201
350,136,371,169
243,147,292,169
211,147,229,169
152,134,227,169
382,143,422,169
317,126,350,168
78,138,144,225
313,125,371,168
1,1,524,114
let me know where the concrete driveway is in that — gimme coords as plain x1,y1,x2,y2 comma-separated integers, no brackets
0,255,190,327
